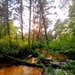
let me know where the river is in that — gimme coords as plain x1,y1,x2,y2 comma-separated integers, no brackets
0,54,68,75
0,57,43,75
0,64,43,75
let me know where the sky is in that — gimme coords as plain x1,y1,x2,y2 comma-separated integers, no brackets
47,0,72,30
13,0,72,33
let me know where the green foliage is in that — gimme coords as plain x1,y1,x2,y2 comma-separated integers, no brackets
0,36,10,50
56,70,65,75
0,37,19,55
61,60,75,75
0,54,3,58
9,21,17,38
63,49,75,60
0,21,17,38
69,2,75,20
32,41,43,49
43,65,55,75
0,35,28,58
49,25,75,59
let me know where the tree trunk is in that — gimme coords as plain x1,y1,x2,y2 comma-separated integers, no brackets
39,0,48,45
20,0,23,40
3,53,44,68
28,0,31,48
6,0,11,47
42,14,48,44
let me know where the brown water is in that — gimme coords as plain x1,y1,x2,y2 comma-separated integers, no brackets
0,57,43,75
0,65,43,75
46,52,68,61
0,54,68,75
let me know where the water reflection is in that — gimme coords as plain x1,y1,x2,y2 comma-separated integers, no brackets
0,65,43,75
0,57,43,75
46,52,68,61
0,54,68,75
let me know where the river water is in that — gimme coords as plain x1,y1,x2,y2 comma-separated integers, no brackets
0,64,43,75
0,54,68,75
0,57,43,75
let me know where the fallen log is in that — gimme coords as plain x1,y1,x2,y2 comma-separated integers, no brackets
3,54,44,68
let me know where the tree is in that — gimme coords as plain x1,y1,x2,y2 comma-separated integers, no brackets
20,0,24,40
69,0,75,21
32,0,35,46
54,19,66,39
28,0,32,48
0,21,17,38
2,0,12,47
29,0,52,45
38,0,51,44
69,0,75,37
59,0,71,9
